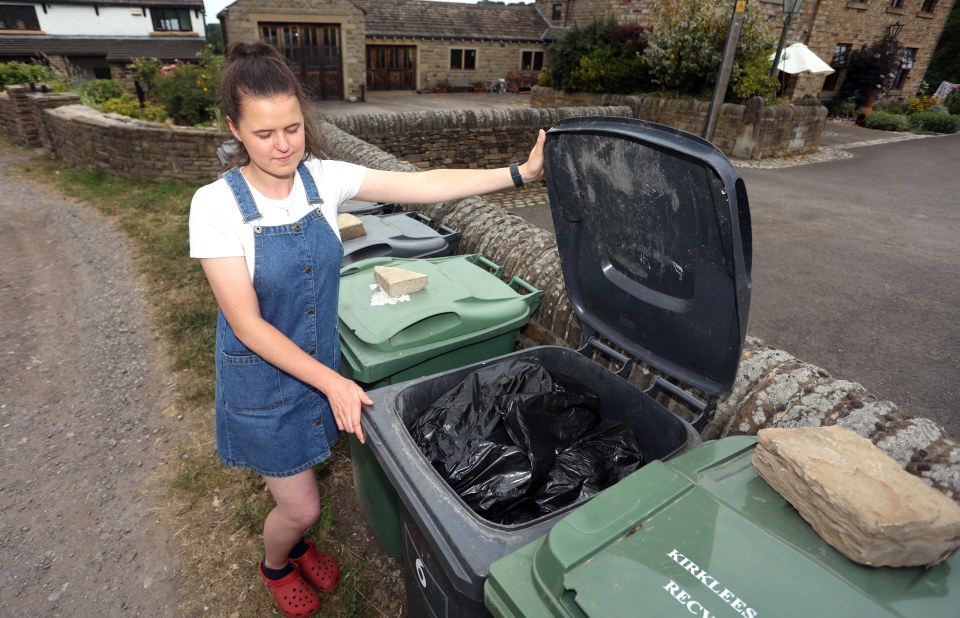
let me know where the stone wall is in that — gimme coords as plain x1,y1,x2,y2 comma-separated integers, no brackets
530,86,827,159
42,105,228,184
1,85,81,148
323,105,632,170
319,118,960,503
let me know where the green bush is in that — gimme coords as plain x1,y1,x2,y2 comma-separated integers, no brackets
926,104,949,114
78,79,124,106
100,93,168,123
547,17,649,93
944,89,960,115
149,45,223,126
863,111,909,131
909,111,960,133
0,61,52,89
644,0,777,102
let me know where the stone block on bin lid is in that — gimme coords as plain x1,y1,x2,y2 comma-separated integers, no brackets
337,213,365,240
753,425,960,567
373,265,428,297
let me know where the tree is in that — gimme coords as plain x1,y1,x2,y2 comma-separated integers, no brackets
546,17,649,94
839,36,902,106
643,0,778,102
205,23,224,55
924,1,960,87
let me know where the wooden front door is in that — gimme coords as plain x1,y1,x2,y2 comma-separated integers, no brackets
366,45,417,91
261,23,343,100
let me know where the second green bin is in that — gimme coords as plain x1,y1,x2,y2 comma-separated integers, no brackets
338,253,544,557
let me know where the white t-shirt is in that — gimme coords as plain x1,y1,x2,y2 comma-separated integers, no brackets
189,158,367,279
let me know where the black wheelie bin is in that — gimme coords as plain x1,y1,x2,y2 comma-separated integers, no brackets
361,116,753,617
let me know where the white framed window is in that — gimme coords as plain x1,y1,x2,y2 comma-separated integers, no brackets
0,4,40,30
152,8,193,32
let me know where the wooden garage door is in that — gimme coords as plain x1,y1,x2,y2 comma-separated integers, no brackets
261,23,343,100
367,45,416,91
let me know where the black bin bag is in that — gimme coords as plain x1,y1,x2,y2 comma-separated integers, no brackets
408,358,644,524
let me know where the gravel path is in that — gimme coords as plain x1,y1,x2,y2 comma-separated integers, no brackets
0,146,185,616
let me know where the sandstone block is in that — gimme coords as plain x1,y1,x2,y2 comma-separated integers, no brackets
753,425,960,567
373,265,428,297
337,213,365,241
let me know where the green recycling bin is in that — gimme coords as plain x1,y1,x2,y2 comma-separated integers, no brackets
338,253,544,558
485,436,960,618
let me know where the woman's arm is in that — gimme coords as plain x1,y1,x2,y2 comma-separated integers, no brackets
355,129,546,204
200,256,373,443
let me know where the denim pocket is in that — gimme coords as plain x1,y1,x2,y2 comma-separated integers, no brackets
220,352,284,413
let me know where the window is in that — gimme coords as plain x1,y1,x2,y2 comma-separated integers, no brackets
920,0,937,12
0,4,40,30
821,43,851,91
151,8,192,32
450,48,476,70
521,51,544,71
891,47,916,90
889,0,904,8
552,3,563,21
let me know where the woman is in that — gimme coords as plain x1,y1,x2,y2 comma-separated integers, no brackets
189,41,545,617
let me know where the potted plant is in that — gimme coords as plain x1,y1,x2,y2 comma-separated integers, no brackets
473,81,485,93
434,79,449,94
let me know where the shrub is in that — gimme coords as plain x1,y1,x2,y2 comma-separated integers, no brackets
831,97,858,119
150,45,224,126
904,95,939,115
644,0,777,102
926,104,949,114
78,79,124,106
944,88,960,115
100,93,168,123
131,57,165,89
0,60,52,88
863,111,909,131
909,111,960,133
547,17,649,93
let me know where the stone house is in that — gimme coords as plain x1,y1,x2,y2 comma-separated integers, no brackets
0,0,208,81
217,0,560,101
536,0,953,101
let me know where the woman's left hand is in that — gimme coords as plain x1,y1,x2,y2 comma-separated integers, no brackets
519,129,546,184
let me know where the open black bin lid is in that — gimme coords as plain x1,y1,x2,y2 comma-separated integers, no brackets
544,117,752,396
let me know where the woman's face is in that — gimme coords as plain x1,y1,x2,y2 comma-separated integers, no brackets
227,93,305,179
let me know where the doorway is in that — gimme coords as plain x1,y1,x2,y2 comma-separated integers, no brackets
366,45,417,90
261,23,343,100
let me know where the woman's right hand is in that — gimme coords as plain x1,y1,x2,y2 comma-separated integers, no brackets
325,374,374,444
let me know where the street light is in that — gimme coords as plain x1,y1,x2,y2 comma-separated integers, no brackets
887,19,904,40
769,0,806,77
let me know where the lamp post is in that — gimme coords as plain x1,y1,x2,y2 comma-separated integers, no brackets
769,0,806,77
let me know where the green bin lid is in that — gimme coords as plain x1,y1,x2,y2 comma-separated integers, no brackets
338,254,543,381
486,437,959,618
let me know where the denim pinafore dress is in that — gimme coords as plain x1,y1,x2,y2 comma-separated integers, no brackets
215,163,343,477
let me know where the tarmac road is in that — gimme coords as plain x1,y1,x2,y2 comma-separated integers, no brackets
740,134,960,438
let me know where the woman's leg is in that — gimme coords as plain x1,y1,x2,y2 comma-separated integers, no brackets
262,468,321,569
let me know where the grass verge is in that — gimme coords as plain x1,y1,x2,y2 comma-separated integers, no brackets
16,148,404,617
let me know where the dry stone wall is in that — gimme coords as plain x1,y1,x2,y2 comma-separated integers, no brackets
530,86,827,159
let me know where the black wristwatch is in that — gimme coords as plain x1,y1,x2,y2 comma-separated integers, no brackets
509,162,524,188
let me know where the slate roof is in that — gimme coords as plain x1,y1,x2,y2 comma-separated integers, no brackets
0,36,208,62
354,0,559,43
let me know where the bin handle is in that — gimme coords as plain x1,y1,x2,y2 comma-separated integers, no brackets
577,337,633,379
645,376,715,431
470,254,504,278
409,211,434,226
508,277,545,306
436,223,458,238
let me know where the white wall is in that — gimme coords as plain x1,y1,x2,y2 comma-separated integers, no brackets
35,4,201,37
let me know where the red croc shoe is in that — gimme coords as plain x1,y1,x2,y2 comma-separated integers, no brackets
290,540,341,593
259,562,321,618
